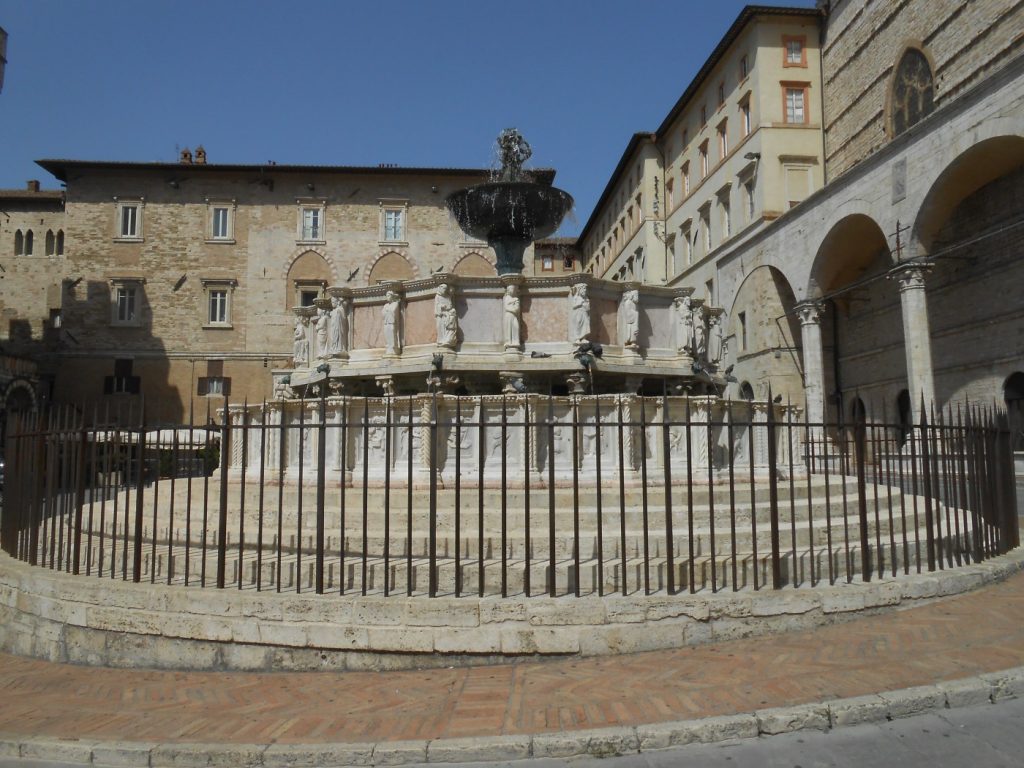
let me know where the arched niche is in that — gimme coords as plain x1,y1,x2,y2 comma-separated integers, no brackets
367,251,415,285
285,250,334,310
452,252,496,277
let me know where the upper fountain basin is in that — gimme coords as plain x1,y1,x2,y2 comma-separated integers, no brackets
446,182,574,243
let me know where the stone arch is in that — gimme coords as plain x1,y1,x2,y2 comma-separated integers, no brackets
913,135,1024,252
886,44,937,138
452,251,496,277
3,378,37,412
45,229,55,256
367,251,416,285
284,249,336,310
808,214,904,420
13,229,22,255
726,265,803,403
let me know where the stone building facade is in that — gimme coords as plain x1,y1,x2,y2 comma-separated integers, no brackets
33,157,555,420
579,0,1024,438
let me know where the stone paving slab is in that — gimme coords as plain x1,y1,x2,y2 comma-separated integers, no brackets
0,562,1022,764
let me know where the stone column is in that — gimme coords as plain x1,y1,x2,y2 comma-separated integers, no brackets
795,301,827,427
889,262,936,421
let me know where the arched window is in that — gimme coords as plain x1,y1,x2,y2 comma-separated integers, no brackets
24,230,33,255
739,381,755,401
56,230,64,256
13,229,22,255
891,48,934,136
45,230,55,256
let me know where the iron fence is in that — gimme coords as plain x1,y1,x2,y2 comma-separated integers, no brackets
0,393,1018,598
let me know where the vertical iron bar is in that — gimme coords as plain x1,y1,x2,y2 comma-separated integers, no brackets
132,400,147,583
501,395,508,598
383,396,392,596
594,396,604,597
662,389,675,595
522,397,530,597
360,397,369,596
868,405,883,579
315,394,326,594
685,399,695,593
822,417,835,585
72,419,88,576
98,405,112,578
908,414,922,572
85,406,98,576
429,393,439,598
919,404,936,572
787,401,797,587
455,398,462,597
478,396,485,597
804,401,816,585
639,397,650,596
256,401,267,591
616,396,626,596
572,397,581,597
727,403,737,591
201,399,211,587
296,397,305,593
708,400,717,593
339,397,348,594
767,392,782,590
406,396,414,596
275,400,285,592
238,401,248,588
184,403,194,586
747,402,757,590
854,409,871,582
839,410,852,583
216,395,230,589
167,430,179,585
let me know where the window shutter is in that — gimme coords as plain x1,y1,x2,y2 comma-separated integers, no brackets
128,376,141,395
197,377,208,396
103,376,113,395
222,378,232,397
114,359,133,377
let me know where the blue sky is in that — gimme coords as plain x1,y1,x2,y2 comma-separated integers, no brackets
0,0,815,235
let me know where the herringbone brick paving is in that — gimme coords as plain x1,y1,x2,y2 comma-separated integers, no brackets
1,572,1023,744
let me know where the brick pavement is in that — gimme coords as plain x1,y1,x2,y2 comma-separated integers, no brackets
0,571,1023,746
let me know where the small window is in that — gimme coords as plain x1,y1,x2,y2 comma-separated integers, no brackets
13,229,23,256
665,178,674,210
104,359,141,395
56,230,64,256
783,36,806,67
700,104,707,127
541,254,554,271
208,289,228,325
302,208,320,240
739,311,747,351
207,200,236,242
682,128,689,147
699,142,709,178
562,252,574,271
701,209,712,252
381,204,407,242
682,162,690,196
681,225,692,266
721,198,731,239
739,54,749,80
114,199,144,241
717,121,729,160
110,281,143,326
45,229,55,256
740,99,751,137
717,82,725,107
744,178,755,221
705,278,714,303
784,85,808,124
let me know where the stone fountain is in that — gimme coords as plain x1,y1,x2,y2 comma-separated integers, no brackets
276,131,731,398
445,129,575,275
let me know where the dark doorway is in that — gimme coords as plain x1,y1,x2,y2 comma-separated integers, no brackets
1004,372,1024,451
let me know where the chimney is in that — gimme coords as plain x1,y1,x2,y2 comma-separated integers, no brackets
26,180,40,192
194,145,207,165
179,147,193,164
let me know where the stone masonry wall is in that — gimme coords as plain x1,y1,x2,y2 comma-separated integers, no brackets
823,0,1024,179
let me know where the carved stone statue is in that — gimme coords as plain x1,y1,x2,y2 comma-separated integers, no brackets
707,312,724,365
694,310,707,361
329,296,349,355
315,308,329,359
292,317,309,367
672,296,693,355
434,283,458,348
503,284,521,349
382,291,402,355
619,289,639,348
568,284,591,344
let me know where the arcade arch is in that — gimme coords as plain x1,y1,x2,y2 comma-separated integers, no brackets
367,251,415,284
452,252,495,277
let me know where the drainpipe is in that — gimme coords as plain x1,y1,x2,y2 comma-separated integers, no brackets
828,297,842,421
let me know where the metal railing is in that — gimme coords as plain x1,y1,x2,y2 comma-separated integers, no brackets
1,393,1018,598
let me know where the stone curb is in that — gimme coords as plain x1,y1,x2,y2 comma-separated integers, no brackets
1,665,1022,766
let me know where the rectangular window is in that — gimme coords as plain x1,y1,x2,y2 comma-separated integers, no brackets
785,165,812,208
105,359,140,395
784,86,807,124
740,100,751,136
717,82,725,106
744,178,755,221
700,209,712,252
665,178,674,210
717,121,728,160
705,278,714,303
740,54,749,79
541,254,554,271
383,209,404,241
682,162,690,196
300,289,319,307
721,199,731,239
739,311,747,351
208,289,228,325
120,206,137,238
699,142,709,178
682,128,689,147
116,285,136,323
783,35,806,67
681,225,692,267
212,207,230,239
301,208,320,240
700,105,707,127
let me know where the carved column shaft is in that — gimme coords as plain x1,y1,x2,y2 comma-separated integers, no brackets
796,301,827,427
890,262,936,421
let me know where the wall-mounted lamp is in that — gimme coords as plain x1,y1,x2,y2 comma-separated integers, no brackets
306,182,315,192
743,152,761,161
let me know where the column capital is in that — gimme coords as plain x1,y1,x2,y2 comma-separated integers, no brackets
888,261,934,293
795,300,825,326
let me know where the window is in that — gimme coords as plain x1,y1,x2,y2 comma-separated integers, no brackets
302,208,320,240
682,162,690,196
783,35,806,67
699,141,709,178
784,164,812,208
198,360,232,397
294,280,325,308
13,229,25,255
541,254,554,271
380,201,408,243
721,198,731,239
680,224,693,267
705,278,714,304
104,359,140,395
783,84,808,124
890,48,935,136
717,82,725,107
45,230,55,256
115,199,144,241
56,230,64,256
24,229,32,255
682,128,689,147
296,200,326,243
717,121,729,160
700,105,707,127
110,280,143,326
740,99,751,136
700,207,712,253
744,178,755,222
207,199,235,241
562,252,574,271
738,311,747,351
665,178,674,210
739,54,749,80
209,290,228,324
